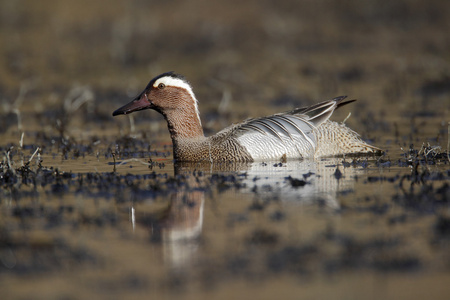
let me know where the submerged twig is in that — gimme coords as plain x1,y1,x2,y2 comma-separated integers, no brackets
342,112,351,124
29,147,40,163
118,158,152,166
19,132,24,148
447,122,450,163
4,151,15,175
111,150,116,173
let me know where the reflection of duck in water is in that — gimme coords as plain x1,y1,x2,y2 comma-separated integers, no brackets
130,175,205,269
132,192,204,243
113,72,382,162
175,158,367,207
129,158,370,269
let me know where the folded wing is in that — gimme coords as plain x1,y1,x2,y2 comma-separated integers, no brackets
233,96,351,160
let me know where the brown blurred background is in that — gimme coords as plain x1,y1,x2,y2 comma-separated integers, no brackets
1,0,449,145
1,2,450,299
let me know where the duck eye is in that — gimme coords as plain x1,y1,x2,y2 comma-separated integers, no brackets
158,83,165,89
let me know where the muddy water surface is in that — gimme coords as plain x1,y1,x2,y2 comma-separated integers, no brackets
1,132,449,299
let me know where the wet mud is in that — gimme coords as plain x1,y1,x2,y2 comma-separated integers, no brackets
1,0,450,299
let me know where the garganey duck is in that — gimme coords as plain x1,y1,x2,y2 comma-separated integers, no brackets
113,72,381,162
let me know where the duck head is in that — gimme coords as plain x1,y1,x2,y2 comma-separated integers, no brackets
113,72,204,139
112,72,200,122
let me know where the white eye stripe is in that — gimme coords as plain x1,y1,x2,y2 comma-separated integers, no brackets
153,76,201,125
153,77,190,91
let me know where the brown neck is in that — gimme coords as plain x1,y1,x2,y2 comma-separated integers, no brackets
163,107,204,141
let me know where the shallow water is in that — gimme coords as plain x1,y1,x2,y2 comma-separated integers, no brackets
1,137,449,299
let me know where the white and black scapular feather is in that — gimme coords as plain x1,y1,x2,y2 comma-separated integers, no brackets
233,96,356,160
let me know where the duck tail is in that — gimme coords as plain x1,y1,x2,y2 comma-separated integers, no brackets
335,97,357,109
